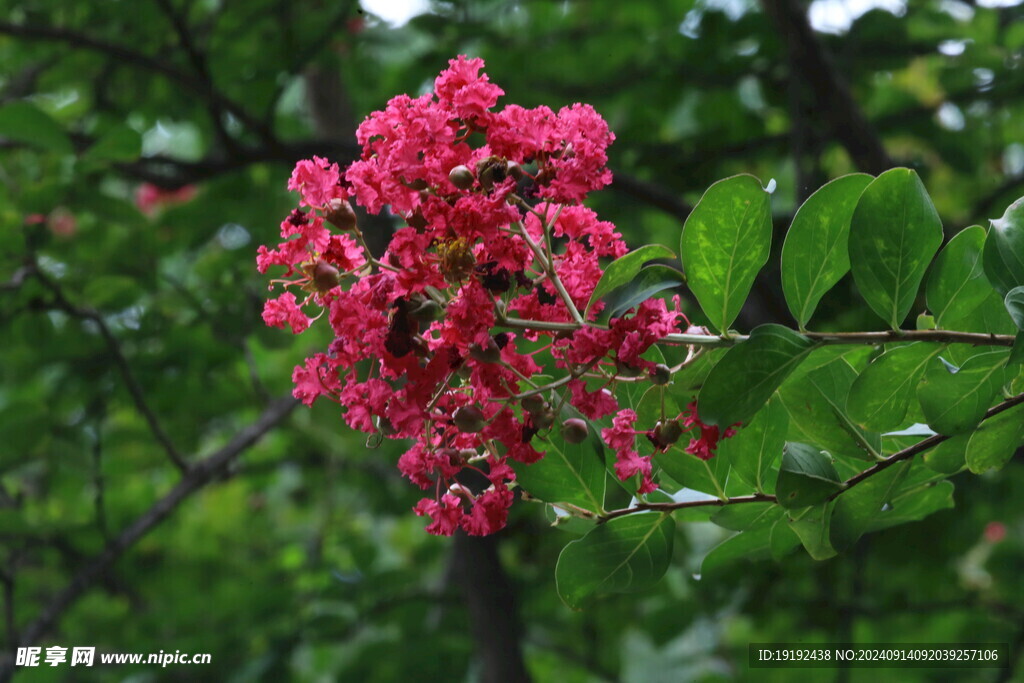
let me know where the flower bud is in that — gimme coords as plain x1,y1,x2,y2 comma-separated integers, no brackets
453,405,486,433
521,394,546,415
654,419,683,446
615,358,642,378
469,339,501,363
561,418,588,444
312,261,340,292
506,161,524,180
324,198,357,231
449,165,475,190
650,363,672,386
532,407,555,431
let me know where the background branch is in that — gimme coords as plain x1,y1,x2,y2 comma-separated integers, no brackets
0,395,298,682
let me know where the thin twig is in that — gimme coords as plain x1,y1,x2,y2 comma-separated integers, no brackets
0,395,297,680
31,265,189,473
599,391,1024,523
0,20,275,144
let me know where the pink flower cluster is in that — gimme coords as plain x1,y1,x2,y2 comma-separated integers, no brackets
257,56,723,535
601,402,738,494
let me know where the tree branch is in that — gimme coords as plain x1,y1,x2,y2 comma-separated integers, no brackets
759,0,893,174
29,264,189,473
0,395,298,681
0,20,276,145
150,0,235,150
600,391,1024,523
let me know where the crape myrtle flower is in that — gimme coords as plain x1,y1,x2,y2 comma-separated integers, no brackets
256,55,731,535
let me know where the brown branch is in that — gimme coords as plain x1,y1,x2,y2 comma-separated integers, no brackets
0,395,298,680
30,264,189,473
759,0,893,174
0,20,276,145
601,392,1024,524
834,391,1024,497
599,493,777,523
610,173,693,223
150,0,235,150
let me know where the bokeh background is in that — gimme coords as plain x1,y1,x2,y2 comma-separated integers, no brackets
2,0,1024,680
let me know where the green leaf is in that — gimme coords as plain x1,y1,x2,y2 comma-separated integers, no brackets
680,175,772,333
781,173,872,328
518,425,607,514
847,343,945,431
555,513,674,608
775,443,844,509
600,265,685,320
926,225,992,328
717,398,787,494
965,402,1024,474
848,168,944,328
701,519,800,574
1010,332,1024,367
865,480,955,532
787,503,836,560
830,460,912,551
81,124,143,162
983,197,1024,296
654,447,729,499
778,359,882,461
0,101,73,154
1006,286,1024,330
923,433,968,474
710,502,783,531
586,244,675,317
917,350,1012,434
697,324,816,427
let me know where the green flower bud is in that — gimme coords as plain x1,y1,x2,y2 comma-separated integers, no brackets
453,405,486,433
448,165,475,190
312,261,340,292
324,198,357,231
654,419,683,446
561,418,588,444
650,363,672,386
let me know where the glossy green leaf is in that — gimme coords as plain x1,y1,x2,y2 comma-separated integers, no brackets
1006,286,1024,330
926,225,991,328
787,503,836,560
697,324,815,427
519,425,607,514
983,197,1024,296
0,101,73,154
701,520,800,574
600,265,685,320
587,244,675,317
847,343,945,431
778,359,882,461
917,350,1012,435
865,480,955,532
1010,332,1024,367
965,402,1024,474
923,433,968,474
654,447,729,499
830,460,912,551
781,173,872,328
717,398,787,494
848,168,943,328
680,174,772,333
555,513,674,608
775,443,844,509
710,502,782,531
